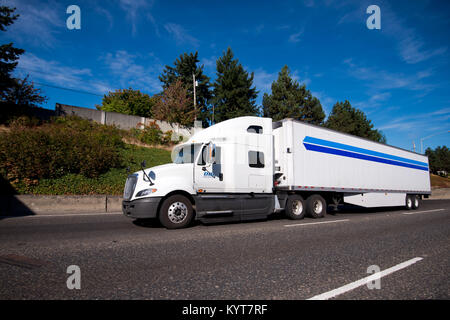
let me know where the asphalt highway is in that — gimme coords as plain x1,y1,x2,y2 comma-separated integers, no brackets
0,199,449,300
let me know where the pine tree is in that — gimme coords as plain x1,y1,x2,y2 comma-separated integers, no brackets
262,65,325,124
159,52,211,127
211,47,258,123
0,6,25,100
325,100,387,143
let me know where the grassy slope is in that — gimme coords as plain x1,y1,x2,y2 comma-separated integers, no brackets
13,144,172,195
430,174,450,188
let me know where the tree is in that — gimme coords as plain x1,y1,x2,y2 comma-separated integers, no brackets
2,75,47,107
325,100,387,143
426,146,450,175
152,80,194,126
262,65,325,124
96,88,156,117
159,52,211,126
0,6,25,101
210,47,258,123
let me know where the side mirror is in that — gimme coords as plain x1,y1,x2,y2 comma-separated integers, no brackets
141,160,146,168
206,143,216,165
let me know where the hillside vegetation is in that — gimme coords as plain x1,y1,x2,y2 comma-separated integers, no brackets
0,116,172,195
430,174,450,188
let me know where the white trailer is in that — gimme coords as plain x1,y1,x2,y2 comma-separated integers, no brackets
122,116,431,228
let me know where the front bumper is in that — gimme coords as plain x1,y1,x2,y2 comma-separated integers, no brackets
122,197,162,219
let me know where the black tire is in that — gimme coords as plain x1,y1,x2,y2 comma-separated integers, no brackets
405,195,413,210
412,195,421,209
159,195,194,229
306,194,326,218
285,194,306,220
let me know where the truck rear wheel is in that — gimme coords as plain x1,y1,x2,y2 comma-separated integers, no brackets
412,195,421,209
405,195,413,210
159,195,194,229
306,194,326,218
285,195,306,220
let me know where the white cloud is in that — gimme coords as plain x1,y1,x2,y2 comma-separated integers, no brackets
94,5,114,31
398,37,447,64
343,59,437,93
164,23,199,47
378,107,450,132
288,29,303,43
101,50,163,94
6,0,64,47
118,0,156,36
16,53,111,94
253,68,278,94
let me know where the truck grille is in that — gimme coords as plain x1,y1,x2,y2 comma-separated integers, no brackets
123,174,138,201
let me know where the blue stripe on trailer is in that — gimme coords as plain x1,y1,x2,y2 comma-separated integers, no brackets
303,143,429,171
303,136,428,168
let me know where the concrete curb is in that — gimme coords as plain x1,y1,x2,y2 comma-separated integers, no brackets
0,195,122,216
0,190,448,217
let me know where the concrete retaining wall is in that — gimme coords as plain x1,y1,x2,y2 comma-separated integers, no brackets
0,195,123,216
55,103,202,140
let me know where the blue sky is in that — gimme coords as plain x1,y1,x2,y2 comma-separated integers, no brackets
3,0,450,152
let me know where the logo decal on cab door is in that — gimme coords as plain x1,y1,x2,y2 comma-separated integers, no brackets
203,171,216,178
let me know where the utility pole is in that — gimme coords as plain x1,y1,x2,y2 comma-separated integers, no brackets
193,73,197,121
412,140,416,152
420,130,450,154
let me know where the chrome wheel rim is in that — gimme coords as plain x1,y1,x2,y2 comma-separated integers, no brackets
168,202,188,223
414,197,419,207
313,200,323,214
292,200,303,215
407,198,412,208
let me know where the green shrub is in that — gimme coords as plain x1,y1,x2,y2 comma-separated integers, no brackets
138,121,163,145
10,145,172,195
129,121,179,146
0,116,125,186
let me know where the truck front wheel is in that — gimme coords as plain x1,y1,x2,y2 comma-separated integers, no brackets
159,195,194,229
285,195,306,220
306,194,326,218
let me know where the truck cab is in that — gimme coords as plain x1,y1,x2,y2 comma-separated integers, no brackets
122,117,276,229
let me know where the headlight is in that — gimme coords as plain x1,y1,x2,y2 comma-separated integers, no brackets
136,188,157,197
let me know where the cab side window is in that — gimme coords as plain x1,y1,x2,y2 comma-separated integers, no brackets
248,151,264,168
247,125,263,134
198,145,221,165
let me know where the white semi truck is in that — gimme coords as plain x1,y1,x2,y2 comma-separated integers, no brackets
122,116,431,229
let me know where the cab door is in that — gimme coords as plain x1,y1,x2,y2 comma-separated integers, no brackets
194,143,241,220
193,143,224,193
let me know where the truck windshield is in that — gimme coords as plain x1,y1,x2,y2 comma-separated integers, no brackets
172,143,203,164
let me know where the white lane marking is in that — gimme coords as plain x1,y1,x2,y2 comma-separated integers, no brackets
284,219,349,227
308,257,423,300
402,209,445,215
2,212,123,218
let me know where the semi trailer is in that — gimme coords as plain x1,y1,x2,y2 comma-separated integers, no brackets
122,116,431,229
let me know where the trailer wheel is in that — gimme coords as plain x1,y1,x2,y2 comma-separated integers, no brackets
306,194,326,218
159,195,194,229
412,195,421,209
285,195,306,220
405,195,414,210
